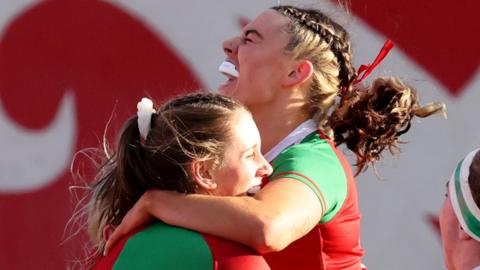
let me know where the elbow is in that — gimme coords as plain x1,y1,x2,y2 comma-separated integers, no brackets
249,214,289,253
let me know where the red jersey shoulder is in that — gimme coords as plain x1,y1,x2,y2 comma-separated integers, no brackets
201,233,270,270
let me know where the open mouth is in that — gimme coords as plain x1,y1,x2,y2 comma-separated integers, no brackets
219,60,239,78
218,60,240,94
219,60,240,85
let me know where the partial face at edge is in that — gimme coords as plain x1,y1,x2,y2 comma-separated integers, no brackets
439,184,459,270
218,10,294,107
209,110,272,196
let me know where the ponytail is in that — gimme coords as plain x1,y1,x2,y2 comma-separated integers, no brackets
330,77,446,175
88,117,145,245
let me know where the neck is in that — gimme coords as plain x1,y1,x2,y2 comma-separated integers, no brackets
248,91,310,153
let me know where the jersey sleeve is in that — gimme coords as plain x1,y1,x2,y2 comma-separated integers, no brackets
269,140,348,223
201,234,271,270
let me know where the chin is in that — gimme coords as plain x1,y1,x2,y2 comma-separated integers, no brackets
218,80,238,97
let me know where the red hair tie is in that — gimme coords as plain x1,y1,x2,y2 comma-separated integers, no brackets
353,39,395,84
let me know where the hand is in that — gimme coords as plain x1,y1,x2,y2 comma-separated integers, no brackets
103,190,156,255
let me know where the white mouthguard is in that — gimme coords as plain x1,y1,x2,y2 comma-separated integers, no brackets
218,61,239,78
246,185,261,195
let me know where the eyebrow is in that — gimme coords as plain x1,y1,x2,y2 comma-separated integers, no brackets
244,29,264,40
241,144,258,154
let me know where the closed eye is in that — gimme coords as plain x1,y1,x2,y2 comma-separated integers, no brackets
242,29,263,44
243,37,253,43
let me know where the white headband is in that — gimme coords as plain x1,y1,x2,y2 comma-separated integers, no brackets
136,97,155,140
448,148,480,241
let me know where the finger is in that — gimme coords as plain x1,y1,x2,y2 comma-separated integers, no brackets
103,226,124,256
103,240,110,256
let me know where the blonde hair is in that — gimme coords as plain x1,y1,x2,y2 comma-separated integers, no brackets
272,5,445,174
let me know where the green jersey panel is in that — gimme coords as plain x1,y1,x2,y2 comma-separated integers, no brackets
270,132,348,223
113,222,213,270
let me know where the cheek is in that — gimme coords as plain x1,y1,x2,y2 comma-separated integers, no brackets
230,163,256,194
233,164,253,185
236,70,278,106
439,200,447,228
239,47,279,77
440,199,456,227
214,167,247,196
439,200,456,249
439,200,451,236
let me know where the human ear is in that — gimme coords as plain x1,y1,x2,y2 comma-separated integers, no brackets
283,59,314,87
190,160,217,191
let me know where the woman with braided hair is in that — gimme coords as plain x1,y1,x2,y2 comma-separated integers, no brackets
86,93,272,269
105,5,445,269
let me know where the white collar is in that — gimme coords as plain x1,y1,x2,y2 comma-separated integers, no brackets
264,119,317,162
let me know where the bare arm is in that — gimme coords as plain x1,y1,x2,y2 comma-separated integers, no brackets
105,178,322,254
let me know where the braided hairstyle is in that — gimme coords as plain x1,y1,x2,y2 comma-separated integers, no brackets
272,5,445,174
88,92,246,246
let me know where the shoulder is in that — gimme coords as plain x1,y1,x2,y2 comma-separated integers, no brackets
112,222,214,269
272,132,341,169
111,223,269,270
271,132,346,184
269,132,350,222
201,234,270,270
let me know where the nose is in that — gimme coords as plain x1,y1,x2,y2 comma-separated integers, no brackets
257,155,273,178
222,36,241,58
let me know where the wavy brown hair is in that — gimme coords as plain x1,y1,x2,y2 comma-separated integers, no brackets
88,92,246,247
272,5,445,175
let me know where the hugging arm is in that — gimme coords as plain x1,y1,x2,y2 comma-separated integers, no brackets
105,178,322,254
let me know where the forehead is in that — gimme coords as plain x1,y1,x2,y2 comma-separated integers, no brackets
243,10,290,37
228,110,259,147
